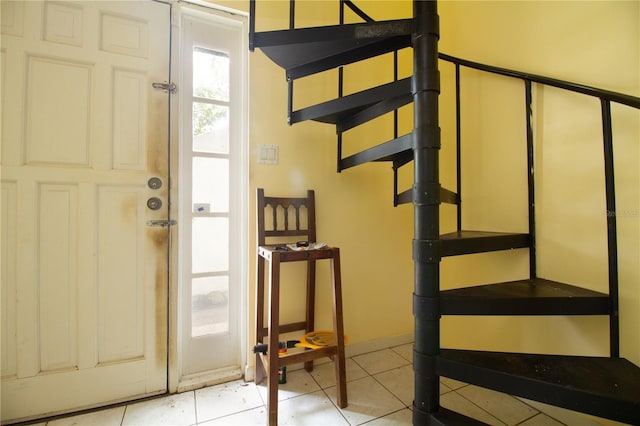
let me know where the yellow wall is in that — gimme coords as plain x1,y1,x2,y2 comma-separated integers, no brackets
438,1,639,364
216,0,639,367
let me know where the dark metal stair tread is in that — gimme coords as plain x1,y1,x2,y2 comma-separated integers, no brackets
437,349,640,425
441,278,610,315
341,133,412,169
290,77,412,127
441,230,529,256
252,19,413,80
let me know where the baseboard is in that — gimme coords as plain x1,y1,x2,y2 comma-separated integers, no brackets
177,366,243,393
244,333,414,383
344,333,414,358
244,363,255,382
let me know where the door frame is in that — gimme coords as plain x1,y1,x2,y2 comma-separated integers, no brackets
168,0,249,392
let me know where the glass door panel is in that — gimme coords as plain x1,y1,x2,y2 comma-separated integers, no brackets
191,276,229,337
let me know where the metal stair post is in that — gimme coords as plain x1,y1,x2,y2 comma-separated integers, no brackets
412,0,442,424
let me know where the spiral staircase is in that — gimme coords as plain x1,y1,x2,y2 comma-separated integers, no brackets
249,1,640,424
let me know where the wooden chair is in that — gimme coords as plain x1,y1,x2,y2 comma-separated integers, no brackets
255,188,347,425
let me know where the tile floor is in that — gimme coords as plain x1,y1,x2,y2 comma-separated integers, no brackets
38,344,626,426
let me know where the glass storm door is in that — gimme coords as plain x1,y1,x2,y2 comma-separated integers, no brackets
179,9,247,380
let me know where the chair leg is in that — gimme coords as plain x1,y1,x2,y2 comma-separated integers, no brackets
305,259,316,373
334,350,348,408
331,249,348,408
256,352,265,387
267,254,282,425
267,354,279,425
256,257,266,384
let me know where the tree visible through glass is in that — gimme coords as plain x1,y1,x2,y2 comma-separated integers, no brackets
192,47,230,154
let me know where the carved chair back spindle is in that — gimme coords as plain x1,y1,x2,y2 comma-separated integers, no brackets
257,188,317,246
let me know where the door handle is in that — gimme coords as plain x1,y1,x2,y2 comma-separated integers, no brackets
146,220,177,228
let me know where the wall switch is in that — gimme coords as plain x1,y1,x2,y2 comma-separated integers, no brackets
258,144,278,165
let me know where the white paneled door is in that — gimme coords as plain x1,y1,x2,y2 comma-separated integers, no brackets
1,1,171,422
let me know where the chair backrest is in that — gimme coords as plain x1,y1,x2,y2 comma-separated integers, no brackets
257,188,317,246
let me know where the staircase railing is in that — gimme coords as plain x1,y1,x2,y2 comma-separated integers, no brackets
337,1,376,174
335,1,405,202
439,52,640,358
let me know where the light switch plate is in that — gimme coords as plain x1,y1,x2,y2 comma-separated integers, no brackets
258,144,278,165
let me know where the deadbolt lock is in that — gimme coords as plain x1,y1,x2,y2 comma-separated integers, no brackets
147,197,163,210
148,177,163,190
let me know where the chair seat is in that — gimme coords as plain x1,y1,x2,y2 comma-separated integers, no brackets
258,245,337,262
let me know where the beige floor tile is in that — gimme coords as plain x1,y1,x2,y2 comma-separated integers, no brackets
579,415,633,426
309,358,368,388
440,376,468,391
374,364,414,406
518,398,628,426
457,385,538,426
47,406,125,426
325,376,405,425
352,349,410,375
366,408,413,425
197,406,267,425
440,391,505,426
374,366,465,407
122,392,196,426
256,368,321,402
390,343,414,363
440,380,453,395
195,379,263,423
277,391,349,425
519,413,565,426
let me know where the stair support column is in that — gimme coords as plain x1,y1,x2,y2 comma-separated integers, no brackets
412,1,442,424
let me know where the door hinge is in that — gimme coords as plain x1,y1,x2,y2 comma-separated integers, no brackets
147,219,177,228
152,82,177,94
